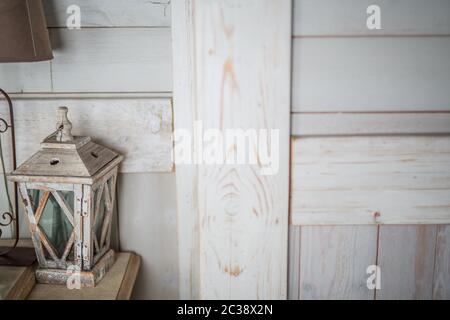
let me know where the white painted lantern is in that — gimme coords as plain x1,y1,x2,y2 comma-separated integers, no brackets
8,107,123,287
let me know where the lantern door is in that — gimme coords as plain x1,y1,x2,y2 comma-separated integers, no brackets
82,168,118,270
18,182,82,270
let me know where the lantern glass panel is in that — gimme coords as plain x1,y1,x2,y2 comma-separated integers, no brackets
31,190,74,257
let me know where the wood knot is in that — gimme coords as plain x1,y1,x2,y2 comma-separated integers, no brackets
373,211,381,222
223,265,242,277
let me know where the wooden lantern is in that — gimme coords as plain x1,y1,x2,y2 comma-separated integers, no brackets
8,107,123,287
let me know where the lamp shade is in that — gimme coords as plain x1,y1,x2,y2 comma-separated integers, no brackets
0,0,53,62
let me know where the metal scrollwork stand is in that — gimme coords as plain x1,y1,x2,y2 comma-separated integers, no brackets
0,88,35,266
0,88,19,255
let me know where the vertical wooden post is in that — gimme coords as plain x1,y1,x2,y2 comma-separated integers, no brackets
172,0,291,299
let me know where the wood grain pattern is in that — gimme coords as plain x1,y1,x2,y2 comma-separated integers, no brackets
291,136,450,225
377,225,437,300
172,0,291,299
433,225,450,299
288,227,301,300
44,0,171,27
298,226,377,300
291,112,450,136
293,0,450,37
0,98,173,173
171,0,200,300
292,37,450,112
50,28,172,93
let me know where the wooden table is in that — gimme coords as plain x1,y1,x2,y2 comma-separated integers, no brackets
28,252,141,300
1,239,141,300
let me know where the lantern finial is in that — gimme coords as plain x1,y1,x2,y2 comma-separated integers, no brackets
56,106,73,142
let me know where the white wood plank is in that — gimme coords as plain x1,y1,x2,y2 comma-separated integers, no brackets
117,173,178,299
50,28,172,93
433,225,450,299
291,112,450,136
377,225,436,300
172,0,291,299
288,226,301,300
298,226,377,300
291,136,450,225
171,0,201,300
293,0,450,36
292,37,450,112
44,0,171,27
0,98,173,173
0,62,51,93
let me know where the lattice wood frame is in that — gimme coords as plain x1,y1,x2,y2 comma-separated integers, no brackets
18,183,82,270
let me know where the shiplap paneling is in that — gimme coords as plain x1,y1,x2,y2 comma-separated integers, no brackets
117,173,178,299
292,37,450,112
172,0,291,299
291,136,450,225
0,98,173,173
44,0,171,27
297,226,377,300
293,0,450,36
291,112,450,136
0,62,51,93
433,225,450,299
50,28,171,93
377,226,437,300
288,227,301,300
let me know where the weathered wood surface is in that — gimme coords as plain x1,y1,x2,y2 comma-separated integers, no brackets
288,227,301,300
0,29,172,93
172,0,291,299
0,98,173,173
35,249,116,288
117,173,178,299
49,28,172,93
293,0,450,36
44,0,171,27
171,0,200,300
291,136,450,225
376,226,437,300
294,226,377,300
288,0,450,302
291,112,450,136
28,252,140,299
292,37,450,112
0,61,51,93
433,225,450,299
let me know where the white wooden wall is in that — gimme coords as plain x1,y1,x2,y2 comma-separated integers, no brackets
0,0,177,299
2,0,449,300
289,0,450,299
172,0,291,299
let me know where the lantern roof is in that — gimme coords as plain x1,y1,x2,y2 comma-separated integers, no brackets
9,107,123,184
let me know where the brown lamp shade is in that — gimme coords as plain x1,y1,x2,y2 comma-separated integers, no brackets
0,0,53,62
